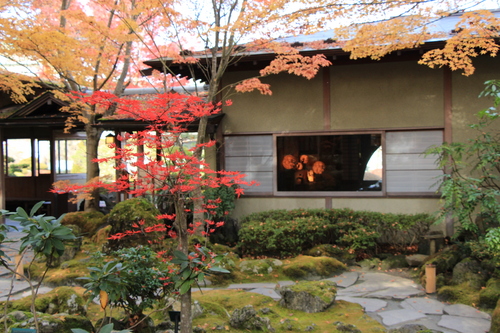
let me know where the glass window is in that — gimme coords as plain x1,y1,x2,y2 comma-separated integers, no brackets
225,135,273,193
277,134,382,192
56,139,86,174
386,130,443,193
36,140,51,175
5,138,33,177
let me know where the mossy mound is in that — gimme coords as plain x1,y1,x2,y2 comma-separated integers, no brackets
2,311,93,333
282,255,346,279
105,198,161,252
280,280,337,305
491,298,500,333
480,277,500,309
239,258,283,275
61,211,105,237
305,244,356,264
2,286,87,315
192,289,385,333
437,282,480,306
425,245,462,272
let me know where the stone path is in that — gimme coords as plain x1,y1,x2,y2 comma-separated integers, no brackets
0,221,492,332
224,270,492,333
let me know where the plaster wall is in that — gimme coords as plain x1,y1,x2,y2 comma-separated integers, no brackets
451,57,500,143
331,61,444,129
232,197,440,217
221,71,323,133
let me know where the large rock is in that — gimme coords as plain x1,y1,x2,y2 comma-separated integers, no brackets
229,305,274,331
452,258,486,289
239,259,283,275
405,254,428,267
278,280,336,313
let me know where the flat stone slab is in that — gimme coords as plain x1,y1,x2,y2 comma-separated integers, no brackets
377,309,427,326
8,286,53,301
0,280,32,301
336,296,387,312
248,287,281,300
401,297,445,314
444,303,491,320
227,281,294,290
340,272,422,297
438,315,491,333
325,272,359,288
366,287,425,300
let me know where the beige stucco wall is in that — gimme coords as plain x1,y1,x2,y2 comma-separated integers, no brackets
331,61,444,129
221,71,323,133
222,56,499,230
451,57,500,143
232,197,441,218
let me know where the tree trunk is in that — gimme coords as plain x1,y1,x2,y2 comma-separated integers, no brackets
84,124,103,211
180,289,192,333
174,197,192,333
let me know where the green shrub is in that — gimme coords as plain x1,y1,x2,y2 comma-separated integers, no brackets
105,198,161,252
238,208,433,258
61,211,105,237
282,256,346,279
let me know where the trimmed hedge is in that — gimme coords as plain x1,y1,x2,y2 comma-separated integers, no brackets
238,208,434,258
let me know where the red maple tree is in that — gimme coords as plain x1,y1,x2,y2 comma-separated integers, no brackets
53,91,255,331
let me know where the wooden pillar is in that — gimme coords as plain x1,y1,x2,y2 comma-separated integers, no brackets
443,68,454,237
0,128,4,213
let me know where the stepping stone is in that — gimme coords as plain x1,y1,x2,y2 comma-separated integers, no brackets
366,286,425,300
377,309,427,326
248,287,281,300
444,303,491,320
358,272,420,288
0,280,32,301
400,297,445,314
227,281,294,290
325,272,358,288
438,315,491,333
336,296,387,312
9,286,53,300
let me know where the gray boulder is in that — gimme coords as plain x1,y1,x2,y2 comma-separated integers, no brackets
405,254,428,267
278,280,336,313
229,305,274,331
452,258,486,289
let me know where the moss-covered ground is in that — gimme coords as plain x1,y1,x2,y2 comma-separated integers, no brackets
190,289,385,333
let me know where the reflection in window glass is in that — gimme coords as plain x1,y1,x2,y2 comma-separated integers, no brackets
36,140,51,175
56,139,86,174
277,134,382,192
5,139,32,177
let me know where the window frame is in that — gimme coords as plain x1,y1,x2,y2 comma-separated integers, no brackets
223,128,443,198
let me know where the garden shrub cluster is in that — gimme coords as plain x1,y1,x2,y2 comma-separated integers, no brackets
238,208,434,258
61,211,105,237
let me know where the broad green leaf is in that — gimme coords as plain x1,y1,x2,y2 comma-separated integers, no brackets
179,280,192,294
173,250,188,261
30,201,45,217
15,207,29,219
97,323,115,333
71,329,91,333
209,266,230,273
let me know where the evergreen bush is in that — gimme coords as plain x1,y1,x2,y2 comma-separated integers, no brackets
238,208,434,258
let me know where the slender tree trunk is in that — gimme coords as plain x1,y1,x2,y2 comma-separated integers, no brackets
84,124,103,211
175,197,192,333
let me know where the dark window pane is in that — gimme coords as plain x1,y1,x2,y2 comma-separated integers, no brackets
277,134,382,192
